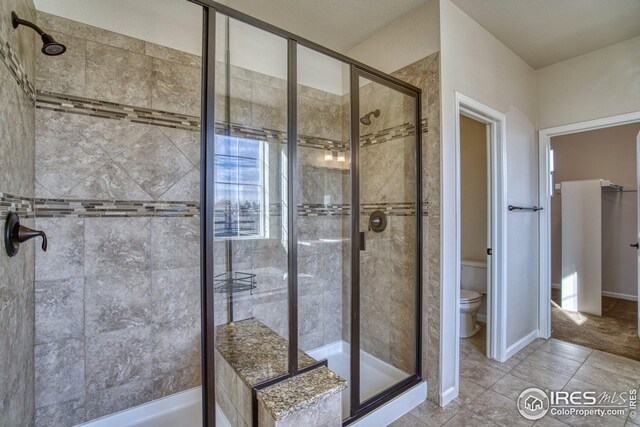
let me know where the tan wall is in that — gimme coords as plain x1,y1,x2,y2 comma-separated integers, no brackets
537,36,640,129
551,123,640,298
460,115,487,262
440,0,539,361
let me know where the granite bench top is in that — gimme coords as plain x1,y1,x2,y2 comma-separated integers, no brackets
215,318,319,387
256,366,347,420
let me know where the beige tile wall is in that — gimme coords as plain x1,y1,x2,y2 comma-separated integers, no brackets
391,52,441,403
33,12,203,426
0,0,37,425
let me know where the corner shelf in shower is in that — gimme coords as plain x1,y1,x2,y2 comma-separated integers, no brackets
213,271,257,294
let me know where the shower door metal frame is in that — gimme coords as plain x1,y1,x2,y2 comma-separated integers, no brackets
199,7,216,427
347,66,423,424
192,1,423,425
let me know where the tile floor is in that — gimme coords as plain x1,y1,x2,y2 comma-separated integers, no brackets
391,326,640,427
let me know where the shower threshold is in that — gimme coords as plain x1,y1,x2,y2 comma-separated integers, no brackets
308,341,427,426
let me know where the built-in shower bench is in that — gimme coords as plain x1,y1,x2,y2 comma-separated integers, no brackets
215,318,346,427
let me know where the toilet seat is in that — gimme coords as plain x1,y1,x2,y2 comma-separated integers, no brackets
460,289,481,303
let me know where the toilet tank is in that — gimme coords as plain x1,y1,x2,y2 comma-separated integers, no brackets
461,259,487,294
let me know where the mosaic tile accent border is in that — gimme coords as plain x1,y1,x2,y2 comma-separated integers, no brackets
0,193,35,218
362,121,415,148
298,204,350,217
299,135,349,151
0,197,427,218
36,91,426,152
34,198,200,218
0,34,36,102
362,202,417,217
37,90,200,131
297,202,429,217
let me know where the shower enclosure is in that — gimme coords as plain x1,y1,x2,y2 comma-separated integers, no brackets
202,3,423,424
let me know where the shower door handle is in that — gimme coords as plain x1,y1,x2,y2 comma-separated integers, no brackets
631,242,639,249
360,232,366,251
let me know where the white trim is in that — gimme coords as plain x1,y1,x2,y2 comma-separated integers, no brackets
454,92,509,374
552,283,637,301
538,110,640,339
476,313,487,323
440,386,458,407
505,330,538,360
601,291,638,302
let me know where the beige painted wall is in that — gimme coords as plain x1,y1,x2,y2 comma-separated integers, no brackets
551,123,640,298
346,0,440,74
440,0,539,369
537,35,640,129
460,115,487,262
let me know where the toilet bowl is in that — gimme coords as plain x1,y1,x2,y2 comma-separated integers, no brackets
460,289,482,338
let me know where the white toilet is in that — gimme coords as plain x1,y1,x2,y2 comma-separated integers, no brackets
460,260,486,338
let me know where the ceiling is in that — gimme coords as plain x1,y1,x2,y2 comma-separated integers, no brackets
451,0,640,69
214,0,428,52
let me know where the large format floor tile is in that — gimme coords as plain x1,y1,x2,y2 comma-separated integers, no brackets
392,328,640,427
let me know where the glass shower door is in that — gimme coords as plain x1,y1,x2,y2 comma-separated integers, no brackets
355,71,420,406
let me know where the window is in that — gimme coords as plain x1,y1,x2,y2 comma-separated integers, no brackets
214,135,267,238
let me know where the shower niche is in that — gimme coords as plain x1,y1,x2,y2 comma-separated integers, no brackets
205,8,423,426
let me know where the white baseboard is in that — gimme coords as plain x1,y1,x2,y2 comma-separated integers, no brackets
602,291,638,302
439,385,458,407
553,283,637,301
505,330,538,360
476,313,486,323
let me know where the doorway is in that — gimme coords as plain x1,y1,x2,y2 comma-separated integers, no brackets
453,92,508,375
459,114,491,356
538,116,640,360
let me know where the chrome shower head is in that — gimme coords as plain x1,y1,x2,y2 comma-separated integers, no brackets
12,11,67,56
360,109,380,125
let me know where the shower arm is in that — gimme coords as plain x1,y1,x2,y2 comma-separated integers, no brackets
11,12,46,36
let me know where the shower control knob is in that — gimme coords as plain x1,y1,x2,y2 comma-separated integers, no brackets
4,212,48,257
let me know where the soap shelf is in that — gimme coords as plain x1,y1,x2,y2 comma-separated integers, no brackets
214,271,257,294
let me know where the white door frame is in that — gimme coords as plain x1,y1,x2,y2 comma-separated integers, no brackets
637,131,640,337
537,111,640,338
454,92,508,364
